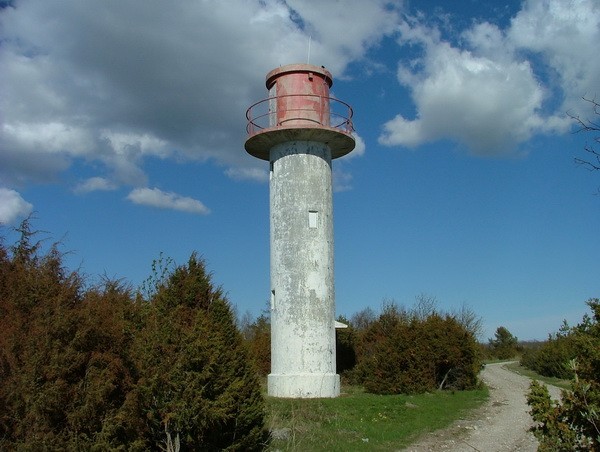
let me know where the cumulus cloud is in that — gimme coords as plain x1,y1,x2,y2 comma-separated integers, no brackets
74,177,118,194
338,132,366,160
333,168,354,193
508,0,600,110
225,166,269,183
0,188,33,224
379,38,552,154
285,0,400,72
4,0,593,189
127,187,209,215
0,0,396,191
379,0,599,155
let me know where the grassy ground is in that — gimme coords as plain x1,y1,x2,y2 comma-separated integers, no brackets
265,385,489,451
504,361,571,390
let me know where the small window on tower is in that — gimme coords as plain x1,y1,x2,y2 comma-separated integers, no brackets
308,210,318,229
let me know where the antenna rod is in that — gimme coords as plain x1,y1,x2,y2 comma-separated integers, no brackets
307,36,311,64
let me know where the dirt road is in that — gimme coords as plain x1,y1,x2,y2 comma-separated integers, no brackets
404,362,563,451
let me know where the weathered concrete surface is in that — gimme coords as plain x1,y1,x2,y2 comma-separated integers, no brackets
245,64,356,398
268,140,339,398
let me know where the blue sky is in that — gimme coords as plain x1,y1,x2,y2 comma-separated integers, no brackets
1,0,599,340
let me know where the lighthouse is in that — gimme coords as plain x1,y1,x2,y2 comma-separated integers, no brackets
245,64,355,398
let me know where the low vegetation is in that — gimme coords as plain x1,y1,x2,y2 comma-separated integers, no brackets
0,220,268,450
244,296,484,395
349,303,481,394
266,385,489,451
524,299,600,450
487,326,520,360
0,220,490,450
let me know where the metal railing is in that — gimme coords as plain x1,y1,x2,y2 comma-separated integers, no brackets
246,94,354,136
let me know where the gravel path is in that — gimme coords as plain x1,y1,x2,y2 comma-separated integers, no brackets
403,362,563,452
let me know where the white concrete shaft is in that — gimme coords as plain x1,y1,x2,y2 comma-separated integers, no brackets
268,140,339,398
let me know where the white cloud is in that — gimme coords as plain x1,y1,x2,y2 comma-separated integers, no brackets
284,0,401,75
127,187,209,215
100,131,170,158
225,166,269,183
508,0,600,110
7,0,594,184
74,177,117,194
333,168,354,193
339,132,366,160
0,0,397,190
380,39,554,154
3,121,94,155
0,188,33,224
379,0,598,155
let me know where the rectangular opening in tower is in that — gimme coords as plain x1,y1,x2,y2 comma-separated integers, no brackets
308,210,318,229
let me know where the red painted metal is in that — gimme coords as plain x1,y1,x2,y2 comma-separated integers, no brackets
245,64,355,160
269,65,331,128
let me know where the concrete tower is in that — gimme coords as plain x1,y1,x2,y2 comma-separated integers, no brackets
245,64,355,398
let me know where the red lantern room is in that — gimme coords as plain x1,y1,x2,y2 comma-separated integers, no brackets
245,64,355,160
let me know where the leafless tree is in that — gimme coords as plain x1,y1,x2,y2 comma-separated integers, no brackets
451,302,484,340
412,293,438,321
350,306,377,330
568,96,600,171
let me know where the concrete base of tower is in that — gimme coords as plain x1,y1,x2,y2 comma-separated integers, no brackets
268,373,340,398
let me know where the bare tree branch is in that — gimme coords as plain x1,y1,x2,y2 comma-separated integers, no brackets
568,96,600,171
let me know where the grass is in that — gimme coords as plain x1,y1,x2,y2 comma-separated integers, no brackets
265,385,489,451
504,361,571,390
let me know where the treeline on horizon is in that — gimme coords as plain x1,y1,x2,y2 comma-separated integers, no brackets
1,219,597,449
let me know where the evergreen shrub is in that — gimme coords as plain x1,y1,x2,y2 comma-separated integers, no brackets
0,222,268,450
527,299,600,450
351,304,480,394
